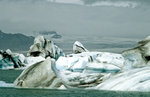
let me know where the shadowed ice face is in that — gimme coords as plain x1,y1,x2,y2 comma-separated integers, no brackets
122,36,150,68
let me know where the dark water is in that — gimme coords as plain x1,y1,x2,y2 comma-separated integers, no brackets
1,87,150,97
0,70,22,83
0,70,150,97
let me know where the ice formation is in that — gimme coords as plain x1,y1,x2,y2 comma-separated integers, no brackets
14,57,62,88
73,41,88,54
11,35,150,91
27,36,64,60
0,81,14,87
0,36,65,69
122,35,150,70
94,66,150,91
0,49,26,69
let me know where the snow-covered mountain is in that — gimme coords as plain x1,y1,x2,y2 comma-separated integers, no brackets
0,0,142,8
47,0,139,8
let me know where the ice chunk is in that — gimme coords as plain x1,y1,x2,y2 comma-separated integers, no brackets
0,81,14,87
73,41,88,54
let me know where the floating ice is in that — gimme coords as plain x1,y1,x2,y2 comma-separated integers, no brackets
27,36,64,60
12,35,150,91
73,41,88,54
0,49,26,69
0,81,14,87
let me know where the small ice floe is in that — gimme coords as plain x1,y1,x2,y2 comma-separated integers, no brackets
0,81,14,87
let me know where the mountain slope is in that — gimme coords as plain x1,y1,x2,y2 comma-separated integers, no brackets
0,30,34,51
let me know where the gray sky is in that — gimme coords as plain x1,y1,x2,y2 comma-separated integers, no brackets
0,0,150,38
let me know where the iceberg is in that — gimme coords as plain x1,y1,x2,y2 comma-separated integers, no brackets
73,41,88,54
14,57,62,88
94,66,150,91
0,49,26,69
53,51,123,88
122,36,150,70
56,52,123,73
27,36,64,60
0,36,65,69
53,37,150,91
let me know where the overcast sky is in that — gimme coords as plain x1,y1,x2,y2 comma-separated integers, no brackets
0,0,150,38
